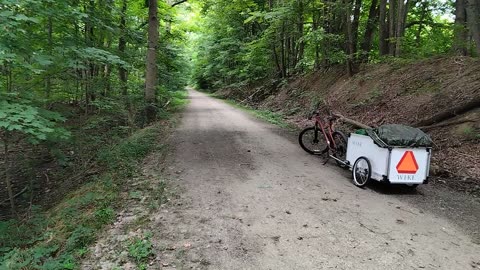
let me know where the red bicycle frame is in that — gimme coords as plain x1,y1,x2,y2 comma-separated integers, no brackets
311,111,338,152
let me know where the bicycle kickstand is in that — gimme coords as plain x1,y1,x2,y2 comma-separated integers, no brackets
322,152,329,165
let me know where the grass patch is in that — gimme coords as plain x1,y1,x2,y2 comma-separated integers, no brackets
215,97,295,130
0,119,179,269
249,109,293,129
461,125,480,140
169,90,190,110
128,232,153,270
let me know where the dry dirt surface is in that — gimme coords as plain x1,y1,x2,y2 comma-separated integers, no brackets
83,89,480,269
153,89,480,270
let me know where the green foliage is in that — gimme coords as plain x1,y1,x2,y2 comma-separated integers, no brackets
0,99,70,144
0,123,165,269
168,90,190,110
97,125,159,177
461,126,479,140
94,207,116,226
65,227,95,252
191,0,468,90
128,232,153,269
0,207,48,250
0,0,189,267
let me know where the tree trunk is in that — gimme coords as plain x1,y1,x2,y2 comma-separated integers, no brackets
280,22,287,78
296,0,305,70
394,0,407,57
414,98,480,127
360,0,379,61
103,64,111,96
119,0,128,98
351,0,362,55
103,34,112,97
273,45,282,77
84,0,96,110
145,0,159,123
313,12,321,69
332,113,373,129
286,36,292,76
466,0,480,55
453,0,468,55
379,0,389,55
3,134,16,214
388,0,397,56
345,0,355,76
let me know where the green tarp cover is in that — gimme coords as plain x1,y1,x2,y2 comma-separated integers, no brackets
365,124,433,148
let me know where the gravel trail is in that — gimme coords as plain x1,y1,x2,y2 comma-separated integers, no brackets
154,89,479,270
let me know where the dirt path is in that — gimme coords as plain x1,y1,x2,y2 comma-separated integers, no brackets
152,89,479,269
83,89,479,269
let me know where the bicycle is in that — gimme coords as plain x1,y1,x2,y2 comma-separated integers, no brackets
298,105,348,167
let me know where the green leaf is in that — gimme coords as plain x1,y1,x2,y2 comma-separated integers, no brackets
14,14,39,23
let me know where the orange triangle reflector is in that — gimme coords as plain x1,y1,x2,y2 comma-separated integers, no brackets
396,151,419,174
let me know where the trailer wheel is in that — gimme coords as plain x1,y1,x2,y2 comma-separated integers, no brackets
352,157,371,188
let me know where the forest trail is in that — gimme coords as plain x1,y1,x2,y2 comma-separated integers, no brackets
149,89,480,269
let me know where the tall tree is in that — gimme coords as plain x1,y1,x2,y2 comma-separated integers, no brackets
360,0,379,61
394,0,410,56
119,0,128,99
345,0,356,76
466,0,480,55
351,0,363,55
453,0,468,55
379,0,389,55
145,0,159,122
296,0,305,69
388,0,397,55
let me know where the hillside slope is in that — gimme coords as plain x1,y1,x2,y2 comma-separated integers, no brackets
218,57,480,195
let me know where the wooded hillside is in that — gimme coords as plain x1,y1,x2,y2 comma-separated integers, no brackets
1,0,191,215
192,0,480,88
1,1,190,268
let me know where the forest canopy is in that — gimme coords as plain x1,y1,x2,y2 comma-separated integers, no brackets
190,0,480,89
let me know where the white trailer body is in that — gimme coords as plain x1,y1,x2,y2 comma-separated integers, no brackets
346,133,431,185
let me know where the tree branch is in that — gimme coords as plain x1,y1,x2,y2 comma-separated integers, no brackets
405,20,449,29
332,113,372,129
171,0,187,7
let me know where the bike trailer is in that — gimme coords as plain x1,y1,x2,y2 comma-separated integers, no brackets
346,124,432,187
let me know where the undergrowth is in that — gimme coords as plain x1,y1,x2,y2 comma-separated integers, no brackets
128,232,154,270
0,91,187,269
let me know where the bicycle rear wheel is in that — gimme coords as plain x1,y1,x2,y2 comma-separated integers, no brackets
332,131,348,167
298,127,328,155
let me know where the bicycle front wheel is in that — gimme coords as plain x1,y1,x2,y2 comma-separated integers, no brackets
298,127,328,155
